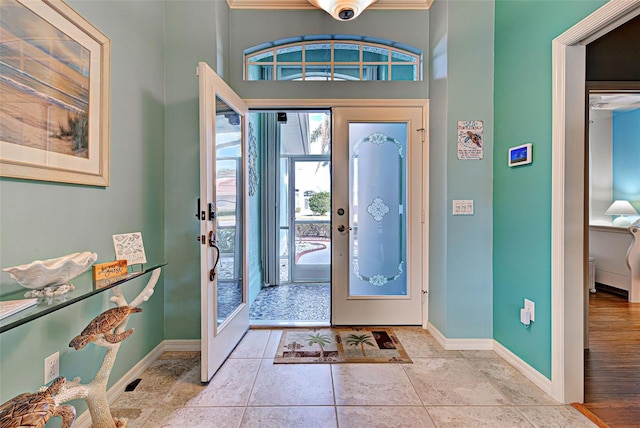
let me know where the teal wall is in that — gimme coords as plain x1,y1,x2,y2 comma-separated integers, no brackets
428,0,494,338
493,0,606,379
163,0,228,340
228,9,429,100
0,0,166,417
613,108,640,213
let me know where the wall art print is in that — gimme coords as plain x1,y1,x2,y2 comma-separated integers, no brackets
0,0,110,186
457,120,483,160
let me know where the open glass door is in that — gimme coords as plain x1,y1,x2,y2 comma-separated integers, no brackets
198,62,249,382
332,107,425,325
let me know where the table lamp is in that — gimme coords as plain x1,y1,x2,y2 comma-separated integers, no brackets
605,200,638,227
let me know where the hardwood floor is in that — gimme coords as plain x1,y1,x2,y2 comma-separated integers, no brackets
584,288,640,427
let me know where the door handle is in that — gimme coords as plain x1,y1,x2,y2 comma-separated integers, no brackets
337,225,352,232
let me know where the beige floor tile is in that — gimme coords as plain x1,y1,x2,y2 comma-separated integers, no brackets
241,406,336,428
518,405,598,427
332,363,422,406
392,327,463,358
458,349,501,359
404,358,509,405
248,360,334,405
426,406,534,427
468,358,558,405
157,406,245,428
337,406,436,428
231,329,271,358
262,330,283,359
186,358,261,407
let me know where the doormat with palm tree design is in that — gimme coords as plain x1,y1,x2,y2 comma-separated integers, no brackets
274,327,412,364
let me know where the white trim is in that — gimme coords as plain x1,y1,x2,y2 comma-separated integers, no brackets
493,340,553,398
227,0,433,10
72,340,201,428
551,0,640,404
164,339,202,352
245,98,429,109
426,322,493,351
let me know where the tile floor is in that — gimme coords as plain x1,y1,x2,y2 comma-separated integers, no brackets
110,327,596,427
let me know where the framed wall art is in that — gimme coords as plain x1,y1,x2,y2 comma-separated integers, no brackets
0,0,110,186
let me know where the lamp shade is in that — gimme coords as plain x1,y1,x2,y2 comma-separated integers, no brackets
605,200,638,227
604,200,638,216
308,0,377,21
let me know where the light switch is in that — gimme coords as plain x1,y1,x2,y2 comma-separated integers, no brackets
453,200,474,215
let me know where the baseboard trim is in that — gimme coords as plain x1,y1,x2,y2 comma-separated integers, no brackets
164,339,201,352
492,339,553,397
426,322,493,350
73,339,200,428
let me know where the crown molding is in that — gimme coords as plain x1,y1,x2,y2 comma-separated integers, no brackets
226,0,433,10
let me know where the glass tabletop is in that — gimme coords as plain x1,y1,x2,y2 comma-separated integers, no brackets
0,263,166,333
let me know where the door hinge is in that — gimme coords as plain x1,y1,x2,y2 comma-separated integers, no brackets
417,128,425,143
421,289,428,303
421,210,425,223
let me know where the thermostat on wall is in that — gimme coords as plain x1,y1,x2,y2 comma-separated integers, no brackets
508,143,532,167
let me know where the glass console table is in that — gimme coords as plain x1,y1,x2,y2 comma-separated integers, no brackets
0,263,166,333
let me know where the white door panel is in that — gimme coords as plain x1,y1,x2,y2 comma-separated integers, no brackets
332,107,425,325
198,62,249,382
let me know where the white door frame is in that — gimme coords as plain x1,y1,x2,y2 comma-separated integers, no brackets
246,99,430,327
551,0,640,403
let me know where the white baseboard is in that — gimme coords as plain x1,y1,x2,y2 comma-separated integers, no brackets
164,339,201,352
73,339,201,428
426,322,493,350
492,339,553,397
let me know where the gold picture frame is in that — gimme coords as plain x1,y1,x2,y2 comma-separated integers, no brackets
0,0,110,186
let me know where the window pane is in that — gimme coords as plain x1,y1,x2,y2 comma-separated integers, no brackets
391,64,417,81
277,65,303,81
334,66,360,81
305,65,332,80
248,51,274,63
248,64,273,80
334,43,360,62
277,45,302,62
391,50,415,63
363,46,388,62
309,112,331,154
348,123,408,297
305,43,331,62
362,64,388,80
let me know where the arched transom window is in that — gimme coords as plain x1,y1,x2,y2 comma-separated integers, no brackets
244,35,422,81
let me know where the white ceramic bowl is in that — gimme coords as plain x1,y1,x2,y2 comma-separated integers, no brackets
3,251,97,290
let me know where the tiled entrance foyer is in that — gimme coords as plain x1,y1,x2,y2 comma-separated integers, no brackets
110,328,596,427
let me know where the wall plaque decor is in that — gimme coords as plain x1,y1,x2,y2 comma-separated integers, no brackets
0,0,110,186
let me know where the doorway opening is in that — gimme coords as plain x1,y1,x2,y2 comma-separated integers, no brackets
249,110,332,325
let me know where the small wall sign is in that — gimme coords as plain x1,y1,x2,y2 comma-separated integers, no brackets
457,120,484,160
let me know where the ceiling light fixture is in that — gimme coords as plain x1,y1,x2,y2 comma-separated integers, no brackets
308,0,378,21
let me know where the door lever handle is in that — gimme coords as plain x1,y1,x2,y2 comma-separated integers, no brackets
337,225,352,232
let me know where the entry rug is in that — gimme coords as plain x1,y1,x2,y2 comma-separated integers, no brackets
274,327,412,364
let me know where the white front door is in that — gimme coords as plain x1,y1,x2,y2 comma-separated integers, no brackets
198,62,249,382
332,107,426,325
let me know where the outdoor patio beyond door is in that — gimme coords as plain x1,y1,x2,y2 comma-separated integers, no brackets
289,158,331,282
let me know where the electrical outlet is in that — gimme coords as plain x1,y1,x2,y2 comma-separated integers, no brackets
524,298,535,322
44,352,59,384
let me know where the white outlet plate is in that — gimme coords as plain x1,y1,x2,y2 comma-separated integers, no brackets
44,352,59,384
524,299,535,322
